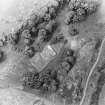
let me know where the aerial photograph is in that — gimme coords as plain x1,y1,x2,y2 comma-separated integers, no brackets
0,0,105,105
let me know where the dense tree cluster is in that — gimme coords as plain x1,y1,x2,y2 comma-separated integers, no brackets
55,48,84,104
23,14,41,29
22,47,77,93
22,46,79,102
5,0,68,56
57,73,83,104
65,0,99,24
22,69,60,93
39,69,59,92
22,71,39,88
18,2,60,57
68,0,98,14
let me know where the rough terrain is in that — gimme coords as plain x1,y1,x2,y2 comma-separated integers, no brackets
0,0,105,105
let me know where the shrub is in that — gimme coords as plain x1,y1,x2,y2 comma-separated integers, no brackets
61,61,71,72
75,7,86,22
69,26,79,36
48,6,56,18
31,27,38,38
9,33,20,45
68,0,81,11
63,48,74,57
24,38,34,46
21,29,31,39
50,33,64,44
64,56,76,66
82,1,99,15
45,20,56,33
24,46,35,57
39,69,59,92
23,68,60,93
43,13,51,22
65,11,75,25
22,71,40,89
0,50,4,62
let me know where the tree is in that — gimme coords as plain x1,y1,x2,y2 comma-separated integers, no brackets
69,26,79,36
24,38,34,46
21,29,31,39
22,71,40,89
47,6,57,19
9,33,20,45
24,46,35,57
61,61,71,72
0,50,4,62
45,20,56,33
43,13,51,22
68,0,81,11
65,11,75,25
50,33,64,44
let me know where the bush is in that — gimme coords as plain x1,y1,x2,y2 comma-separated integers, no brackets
27,14,41,28
0,50,4,62
67,0,98,23
38,29,47,37
24,38,34,46
50,33,64,44
61,61,71,72
63,48,74,57
22,71,40,89
70,8,86,23
37,22,48,30
64,56,76,66
65,11,75,25
43,13,51,22
47,6,56,18
61,48,76,71
69,26,79,36
38,28,48,41
82,1,99,15
68,0,81,11
75,8,86,22
45,20,56,33
31,27,38,38
0,39,4,47
24,46,35,57
21,29,31,39
22,69,60,93
39,69,59,92
9,33,20,45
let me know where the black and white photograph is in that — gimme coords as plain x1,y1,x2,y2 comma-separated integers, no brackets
0,0,105,105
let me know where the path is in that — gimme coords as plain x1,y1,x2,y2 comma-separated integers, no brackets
79,36,105,105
